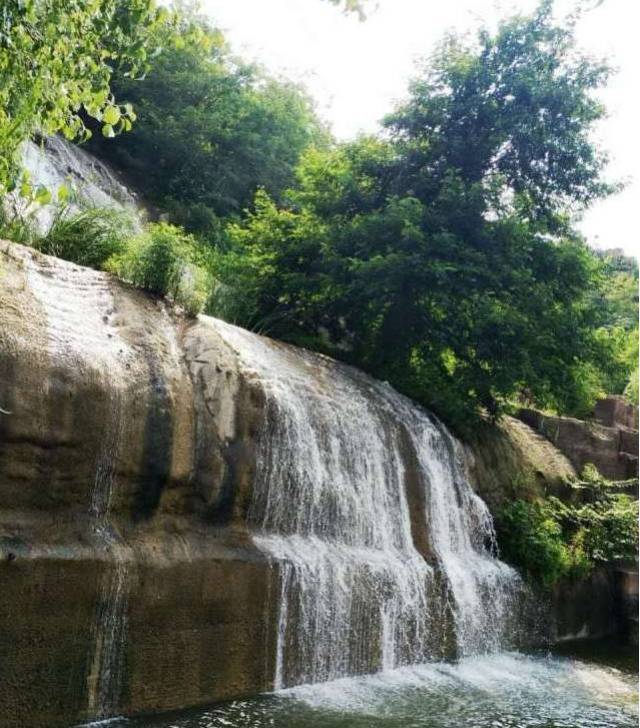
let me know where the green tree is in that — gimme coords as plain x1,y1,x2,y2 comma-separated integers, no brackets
216,3,621,428
385,2,614,229
0,0,170,193
86,16,326,242
594,250,639,403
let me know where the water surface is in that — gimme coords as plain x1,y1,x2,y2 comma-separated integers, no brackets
100,649,638,728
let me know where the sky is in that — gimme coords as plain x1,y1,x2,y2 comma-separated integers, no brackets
202,0,639,257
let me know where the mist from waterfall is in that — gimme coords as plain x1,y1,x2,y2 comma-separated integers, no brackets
211,319,525,688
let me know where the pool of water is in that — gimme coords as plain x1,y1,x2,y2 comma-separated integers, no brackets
95,647,638,728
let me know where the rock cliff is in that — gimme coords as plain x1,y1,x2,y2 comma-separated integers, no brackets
0,241,603,727
0,241,277,726
518,408,639,481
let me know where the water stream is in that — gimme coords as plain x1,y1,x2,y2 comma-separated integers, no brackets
210,319,525,686
86,392,130,720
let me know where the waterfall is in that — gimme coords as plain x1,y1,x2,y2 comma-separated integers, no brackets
86,557,129,719
210,318,523,687
384,399,524,655
86,392,130,719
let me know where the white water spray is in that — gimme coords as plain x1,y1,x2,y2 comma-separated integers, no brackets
209,319,523,687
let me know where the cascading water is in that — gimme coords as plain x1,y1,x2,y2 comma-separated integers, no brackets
86,555,129,719
210,318,524,687
86,393,130,720
380,395,525,655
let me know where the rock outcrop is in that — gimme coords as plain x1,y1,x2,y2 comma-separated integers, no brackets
518,408,639,481
0,241,276,726
4,136,141,235
595,395,639,431
463,416,576,512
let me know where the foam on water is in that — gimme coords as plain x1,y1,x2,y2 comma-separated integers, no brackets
283,652,638,726
117,652,638,728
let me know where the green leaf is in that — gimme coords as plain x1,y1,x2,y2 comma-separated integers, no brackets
103,106,121,125
102,123,115,138
35,186,52,205
57,184,69,202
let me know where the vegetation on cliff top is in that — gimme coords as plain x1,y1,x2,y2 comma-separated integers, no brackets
1,0,637,431
84,13,327,244
0,0,174,195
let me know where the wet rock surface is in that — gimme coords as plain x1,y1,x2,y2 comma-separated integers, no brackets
0,241,623,727
0,242,273,726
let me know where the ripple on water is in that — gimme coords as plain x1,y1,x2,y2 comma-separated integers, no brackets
120,653,638,728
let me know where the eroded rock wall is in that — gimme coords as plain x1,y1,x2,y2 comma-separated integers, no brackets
518,408,638,481
0,241,275,727
0,241,610,727
463,415,576,512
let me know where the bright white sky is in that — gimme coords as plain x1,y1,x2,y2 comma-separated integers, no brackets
202,0,639,257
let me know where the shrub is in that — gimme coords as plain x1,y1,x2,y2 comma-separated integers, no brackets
0,204,40,247
497,468,639,587
625,368,639,405
496,500,573,587
36,206,137,268
106,223,213,315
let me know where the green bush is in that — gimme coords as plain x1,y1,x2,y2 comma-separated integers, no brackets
625,368,639,405
497,468,639,587
1,199,214,316
496,500,574,587
571,467,639,564
36,206,137,268
106,222,213,315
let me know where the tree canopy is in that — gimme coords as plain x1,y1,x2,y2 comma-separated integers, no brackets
86,15,326,242
213,2,628,428
0,0,170,194
2,0,633,430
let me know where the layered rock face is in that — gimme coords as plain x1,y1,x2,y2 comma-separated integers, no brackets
0,241,602,727
518,408,639,481
6,136,141,235
0,241,277,726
